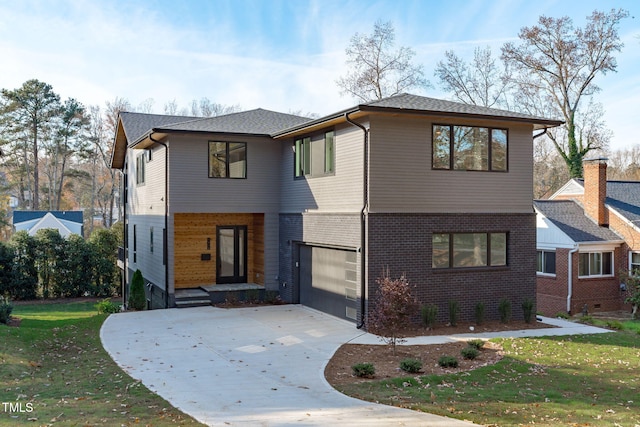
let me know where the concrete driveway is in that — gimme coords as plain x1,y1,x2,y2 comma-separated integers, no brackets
101,305,477,426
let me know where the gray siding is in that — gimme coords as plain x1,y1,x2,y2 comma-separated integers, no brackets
368,115,534,213
126,145,167,291
165,134,281,293
279,123,364,213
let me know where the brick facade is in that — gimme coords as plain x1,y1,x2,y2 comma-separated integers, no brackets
537,246,627,316
366,213,536,323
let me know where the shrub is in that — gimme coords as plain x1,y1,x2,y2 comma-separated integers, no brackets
368,269,418,353
352,362,375,378
461,346,480,360
264,290,282,304
448,300,460,326
475,301,485,325
96,298,121,314
605,320,624,330
128,269,146,311
498,298,512,324
522,298,535,323
555,311,570,319
9,231,38,300
438,355,458,368
246,289,260,303
421,304,438,329
578,315,595,324
225,292,239,305
467,339,485,350
0,296,13,325
400,358,422,373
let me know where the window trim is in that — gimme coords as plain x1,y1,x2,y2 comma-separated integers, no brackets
208,141,247,179
578,250,614,278
432,232,508,269
432,124,509,172
536,249,556,276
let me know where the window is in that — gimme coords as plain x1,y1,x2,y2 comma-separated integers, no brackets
432,124,508,171
150,227,154,254
537,250,556,275
432,232,507,268
578,251,613,277
630,252,640,275
294,137,311,177
324,131,335,174
135,153,146,185
209,142,246,178
133,224,137,263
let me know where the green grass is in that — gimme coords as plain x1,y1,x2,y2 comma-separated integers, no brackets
337,331,640,426
1,301,204,426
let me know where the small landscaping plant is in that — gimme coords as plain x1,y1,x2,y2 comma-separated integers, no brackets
578,315,595,324
474,301,485,325
264,290,282,304
498,298,511,323
0,296,13,324
352,362,375,378
128,269,146,311
555,311,570,319
522,298,534,323
438,355,458,368
368,269,418,353
399,358,422,373
96,298,120,314
605,320,624,330
421,303,438,329
467,339,485,350
448,300,459,326
246,289,260,303
461,346,480,360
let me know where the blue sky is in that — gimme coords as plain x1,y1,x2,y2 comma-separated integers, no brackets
1,0,638,150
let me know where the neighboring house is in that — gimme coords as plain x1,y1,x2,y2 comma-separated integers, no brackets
535,159,637,316
110,93,562,324
12,210,84,238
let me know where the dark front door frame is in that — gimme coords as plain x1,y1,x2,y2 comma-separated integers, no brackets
216,225,248,284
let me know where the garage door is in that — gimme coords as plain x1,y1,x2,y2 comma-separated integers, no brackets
299,245,358,322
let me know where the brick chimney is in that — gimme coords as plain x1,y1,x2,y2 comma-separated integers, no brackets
583,158,608,226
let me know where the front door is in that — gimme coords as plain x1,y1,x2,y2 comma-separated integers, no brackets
216,226,247,284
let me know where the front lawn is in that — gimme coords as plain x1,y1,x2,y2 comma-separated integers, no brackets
0,301,204,426
336,329,640,426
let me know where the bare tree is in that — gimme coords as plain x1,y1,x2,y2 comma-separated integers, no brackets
336,20,430,102
434,46,513,108
502,9,629,178
190,98,241,117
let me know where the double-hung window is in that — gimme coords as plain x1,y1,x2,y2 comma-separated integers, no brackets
209,142,246,178
432,232,507,269
578,251,613,277
433,124,507,171
537,250,556,275
630,252,640,275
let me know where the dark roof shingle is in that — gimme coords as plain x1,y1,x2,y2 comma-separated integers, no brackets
534,200,622,243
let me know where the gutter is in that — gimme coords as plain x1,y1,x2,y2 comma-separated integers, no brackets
149,133,170,309
344,112,369,329
567,245,579,314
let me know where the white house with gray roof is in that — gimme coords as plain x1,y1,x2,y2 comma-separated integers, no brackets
111,93,562,325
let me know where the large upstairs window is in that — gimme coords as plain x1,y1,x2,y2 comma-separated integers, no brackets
433,124,508,171
294,131,335,178
209,142,246,178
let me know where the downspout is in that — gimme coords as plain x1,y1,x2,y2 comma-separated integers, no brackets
345,112,369,329
149,133,170,309
567,245,579,314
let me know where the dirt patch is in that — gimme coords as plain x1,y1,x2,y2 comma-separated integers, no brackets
325,319,550,386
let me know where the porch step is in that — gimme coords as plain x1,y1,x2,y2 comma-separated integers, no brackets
175,298,212,308
175,288,212,308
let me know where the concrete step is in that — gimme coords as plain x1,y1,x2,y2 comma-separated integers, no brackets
175,299,211,308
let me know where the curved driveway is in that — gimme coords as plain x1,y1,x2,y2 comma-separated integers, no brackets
101,305,477,426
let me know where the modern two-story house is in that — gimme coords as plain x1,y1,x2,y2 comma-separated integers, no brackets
111,93,562,325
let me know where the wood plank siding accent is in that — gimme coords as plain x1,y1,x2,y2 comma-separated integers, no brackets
173,213,265,288
368,115,534,214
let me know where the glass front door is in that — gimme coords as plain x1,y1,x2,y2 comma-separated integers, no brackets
216,226,247,284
